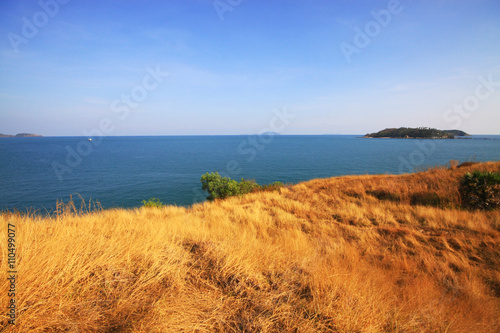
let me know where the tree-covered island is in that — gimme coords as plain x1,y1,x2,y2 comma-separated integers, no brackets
364,127,469,139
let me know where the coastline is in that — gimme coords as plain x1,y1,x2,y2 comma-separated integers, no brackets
362,136,472,139
2,161,498,331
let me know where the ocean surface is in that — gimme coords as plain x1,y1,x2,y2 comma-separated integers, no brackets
1,135,499,212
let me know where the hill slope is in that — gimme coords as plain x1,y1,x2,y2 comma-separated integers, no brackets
1,162,499,332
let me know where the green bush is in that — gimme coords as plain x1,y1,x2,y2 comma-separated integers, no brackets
238,179,259,195
201,172,241,200
459,171,500,210
141,197,163,208
260,181,285,192
200,172,282,201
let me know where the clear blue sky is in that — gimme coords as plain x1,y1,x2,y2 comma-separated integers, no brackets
1,0,499,135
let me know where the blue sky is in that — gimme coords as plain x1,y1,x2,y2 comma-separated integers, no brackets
1,0,499,135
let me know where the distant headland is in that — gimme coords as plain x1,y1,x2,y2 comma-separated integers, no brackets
364,127,470,139
0,133,43,138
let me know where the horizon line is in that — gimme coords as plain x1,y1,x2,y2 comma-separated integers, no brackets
2,133,500,137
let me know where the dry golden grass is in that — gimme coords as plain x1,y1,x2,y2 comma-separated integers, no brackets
1,162,499,332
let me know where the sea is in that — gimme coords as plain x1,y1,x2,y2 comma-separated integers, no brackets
1,135,499,213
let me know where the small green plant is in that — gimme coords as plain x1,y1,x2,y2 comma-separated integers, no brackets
260,181,285,192
141,197,163,208
459,171,500,210
201,172,283,201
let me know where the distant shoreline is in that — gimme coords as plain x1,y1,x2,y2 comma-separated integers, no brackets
363,136,472,140
1,134,499,138
0,133,43,138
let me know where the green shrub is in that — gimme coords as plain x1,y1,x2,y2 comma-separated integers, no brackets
260,181,285,192
201,172,241,200
238,179,259,194
201,172,283,201
459,171,500,210
141,197,163,208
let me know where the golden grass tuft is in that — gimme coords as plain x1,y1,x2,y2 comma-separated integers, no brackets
1,162,499,332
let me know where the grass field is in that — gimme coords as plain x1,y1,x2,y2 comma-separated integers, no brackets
1,162,499,332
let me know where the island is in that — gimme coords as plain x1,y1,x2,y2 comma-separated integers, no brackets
261,131,280,136
363,127,469,139
0,133,43,137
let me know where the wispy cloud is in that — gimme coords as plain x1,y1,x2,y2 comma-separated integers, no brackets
165,63,313,88
85,97,108,105
387,81,437,93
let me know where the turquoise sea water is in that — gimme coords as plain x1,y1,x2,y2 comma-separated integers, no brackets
1,135,499,212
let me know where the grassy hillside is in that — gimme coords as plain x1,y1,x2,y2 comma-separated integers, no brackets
1,162,499,332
